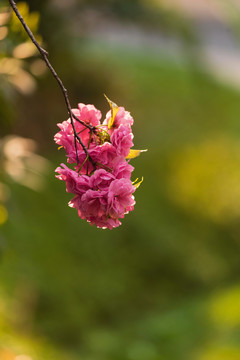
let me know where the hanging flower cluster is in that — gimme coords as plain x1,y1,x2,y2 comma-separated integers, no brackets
54,97,145,229
8,1,145,230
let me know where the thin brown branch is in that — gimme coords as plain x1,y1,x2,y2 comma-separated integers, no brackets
8,0,96,169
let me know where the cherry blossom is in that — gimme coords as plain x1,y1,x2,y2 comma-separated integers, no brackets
55,99,144,229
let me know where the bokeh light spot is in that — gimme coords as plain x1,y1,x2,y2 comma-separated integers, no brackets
0,204,8,225
167,136,240,223
30,59,46,76
208,285,240,328
197,346,240,360
13,42,37,59
0,26,8,40
15,355,32,360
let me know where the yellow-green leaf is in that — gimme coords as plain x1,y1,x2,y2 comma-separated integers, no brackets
104,94,119,129
126,149,148,159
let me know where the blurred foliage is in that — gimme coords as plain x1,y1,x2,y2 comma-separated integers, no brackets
1,1,240,360
167,136,240,224
0,1,46,134
74,0,195,40
2,51,240,359
0,1,49,262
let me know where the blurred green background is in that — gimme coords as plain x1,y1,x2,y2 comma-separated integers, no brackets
1,0,240,359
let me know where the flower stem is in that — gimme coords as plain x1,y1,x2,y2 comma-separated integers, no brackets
8,0,96,168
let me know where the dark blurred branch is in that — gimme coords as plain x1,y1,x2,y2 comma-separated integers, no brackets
8,0,96,168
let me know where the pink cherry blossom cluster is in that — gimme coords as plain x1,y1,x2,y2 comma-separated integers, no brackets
54,101,141,229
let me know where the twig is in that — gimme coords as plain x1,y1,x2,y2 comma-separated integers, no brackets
8,0,96,168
